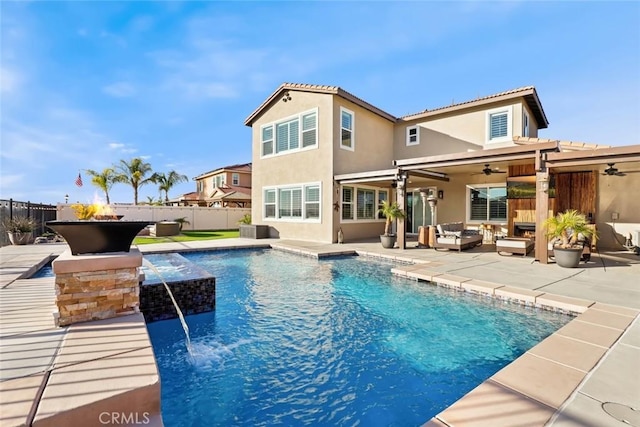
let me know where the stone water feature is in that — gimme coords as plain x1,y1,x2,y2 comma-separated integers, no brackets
46,220,149,326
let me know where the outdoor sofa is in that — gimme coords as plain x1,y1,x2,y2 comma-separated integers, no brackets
433,222,483,252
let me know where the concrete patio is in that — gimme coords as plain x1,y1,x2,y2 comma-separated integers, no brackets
0,238,638,426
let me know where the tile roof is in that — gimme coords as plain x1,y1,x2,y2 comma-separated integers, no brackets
244,83,397,125
245,83,549,129
194,163,252,180
400,86,549,129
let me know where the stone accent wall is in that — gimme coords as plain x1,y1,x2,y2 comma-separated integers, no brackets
55,267,140,326
52,249,143,327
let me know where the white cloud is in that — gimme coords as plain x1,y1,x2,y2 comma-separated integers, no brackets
121,148,138,154
0,66,20,93
109,142,125,149
103,82,136,97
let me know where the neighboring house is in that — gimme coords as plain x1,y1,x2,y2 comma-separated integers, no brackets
174,163,252,207
244,83,640,258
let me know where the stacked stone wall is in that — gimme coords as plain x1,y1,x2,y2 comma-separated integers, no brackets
55,267,140,326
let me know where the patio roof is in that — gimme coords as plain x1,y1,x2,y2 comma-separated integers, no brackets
394,141,561,171
545,144,640,168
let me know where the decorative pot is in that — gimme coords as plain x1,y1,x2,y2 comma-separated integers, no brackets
46,220,150,255
553,246,584,268
7,232,32,245
380,234,397,249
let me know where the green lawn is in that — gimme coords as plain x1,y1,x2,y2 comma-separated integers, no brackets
133,230,240,245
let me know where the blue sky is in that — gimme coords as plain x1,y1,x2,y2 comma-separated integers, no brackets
1,1,639,205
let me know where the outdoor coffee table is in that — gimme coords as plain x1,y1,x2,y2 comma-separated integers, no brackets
496,237,534,256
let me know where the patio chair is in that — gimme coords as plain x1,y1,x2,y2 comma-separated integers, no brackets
433,222,483,252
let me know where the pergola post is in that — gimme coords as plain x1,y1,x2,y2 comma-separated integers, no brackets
396,176,407,250
535,169,550,264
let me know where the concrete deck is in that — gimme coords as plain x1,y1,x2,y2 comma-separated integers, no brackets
1,238,638,426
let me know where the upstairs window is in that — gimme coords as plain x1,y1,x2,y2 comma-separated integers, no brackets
261,109,318,157
486,106,512,143
232,173,240,186
522,109,530,137
340,107,354,151
261,126,274,156
406,126,419,146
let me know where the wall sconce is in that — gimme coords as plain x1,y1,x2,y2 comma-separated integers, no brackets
538,175,550,193
438,190,444,200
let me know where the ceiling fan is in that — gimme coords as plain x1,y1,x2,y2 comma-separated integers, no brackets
473,164,506,176
602,163,640,177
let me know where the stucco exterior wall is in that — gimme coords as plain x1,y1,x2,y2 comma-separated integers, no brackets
393,100,533,161
596,173,640,249
333,98,395,175
250,91,335,242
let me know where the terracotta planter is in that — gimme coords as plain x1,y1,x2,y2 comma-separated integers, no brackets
380,234,397,249
7,232,32,245
46,220,150,255
553,246,583,268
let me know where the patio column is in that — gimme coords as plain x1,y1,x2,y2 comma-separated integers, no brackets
396,176,407,249
535,170,550,264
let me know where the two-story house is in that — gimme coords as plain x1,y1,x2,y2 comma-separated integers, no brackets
245,83,640,257
185,163,252,208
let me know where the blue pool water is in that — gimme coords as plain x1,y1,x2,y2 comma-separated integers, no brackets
146,249,572,427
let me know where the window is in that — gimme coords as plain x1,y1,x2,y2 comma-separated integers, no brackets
262,183,321,222
261,126,274,156
340,107,354,151
378,190,388,219
357,189,375,220
522,109,530,137
301,112,317,148
486,106,512,143
261,109,317,157
468,185,507,222
341,185,388,222
214,174,225,187
232,173,240,186
305,185,320,219
406,126,419,146
342,187,354,220
278,187,302,218
264,189,276,218
276,119,299,153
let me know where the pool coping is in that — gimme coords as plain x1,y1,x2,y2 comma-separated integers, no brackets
1,240,638,427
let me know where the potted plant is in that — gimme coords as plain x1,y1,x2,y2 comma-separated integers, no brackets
544,209,594,268
378,200,406,249
3,216,37,245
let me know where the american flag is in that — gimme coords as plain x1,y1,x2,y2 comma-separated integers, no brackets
75,173,83,187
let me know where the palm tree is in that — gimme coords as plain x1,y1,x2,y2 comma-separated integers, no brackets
85,168,119,204
116,158,156,205
155,170,189,203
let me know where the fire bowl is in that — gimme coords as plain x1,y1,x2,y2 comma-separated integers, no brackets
46,220,150,255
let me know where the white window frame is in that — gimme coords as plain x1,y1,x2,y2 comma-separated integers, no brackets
486,106,512,144
340,107,355,151
232,173,240,186
522,108,530,137
465,183,507,224
260,108,318,159
340,184,387,223
406,125,419,146
264,189,276,219
261,182,322,223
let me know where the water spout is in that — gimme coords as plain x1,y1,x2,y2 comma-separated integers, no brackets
142,258,193,353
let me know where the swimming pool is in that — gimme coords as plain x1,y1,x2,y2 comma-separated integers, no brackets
146,249,572,426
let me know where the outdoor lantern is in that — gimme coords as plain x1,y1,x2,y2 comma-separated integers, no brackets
538,175,550,193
